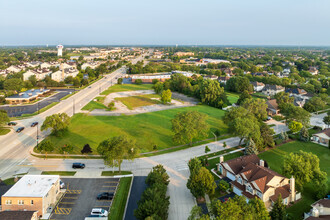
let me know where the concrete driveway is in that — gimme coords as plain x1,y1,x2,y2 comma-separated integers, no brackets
311,113,327,128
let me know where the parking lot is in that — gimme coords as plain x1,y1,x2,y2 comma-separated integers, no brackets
50,178,119,220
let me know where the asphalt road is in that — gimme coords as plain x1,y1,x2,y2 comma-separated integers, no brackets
124,176,147,220
0,89,74,117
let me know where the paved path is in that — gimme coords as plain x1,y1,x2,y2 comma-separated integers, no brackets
310,113,327,128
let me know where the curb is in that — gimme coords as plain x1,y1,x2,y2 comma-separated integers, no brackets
122,175,134,220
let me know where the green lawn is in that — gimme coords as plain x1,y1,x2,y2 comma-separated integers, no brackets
258,141,330,219
226,92,239,104
108,177,132,220
101,171,132,176
82,96,109,111
101,84,153,95
115,95,161,110
41,171,76,176
43,105,228,154
3,177,17,185
0,128,11,135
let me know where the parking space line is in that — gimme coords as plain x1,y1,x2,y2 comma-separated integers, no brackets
54,207,72,215
66,189,81,194
96,200,112,202
100,190,115,192
102,185,115,187
96,205,111,208
63,196,78,199
104,181,119,183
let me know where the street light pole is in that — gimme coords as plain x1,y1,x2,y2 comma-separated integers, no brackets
37,102,40,115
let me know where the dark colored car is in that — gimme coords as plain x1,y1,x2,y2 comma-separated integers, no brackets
16,127,24,133
31,122,38,127
8,122,17,126
72,163,85,169
97,192,114,200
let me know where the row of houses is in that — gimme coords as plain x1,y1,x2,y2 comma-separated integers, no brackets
130,71,195,83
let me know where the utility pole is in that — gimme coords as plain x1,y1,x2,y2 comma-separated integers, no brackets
37,102,40,114
36,124,39,148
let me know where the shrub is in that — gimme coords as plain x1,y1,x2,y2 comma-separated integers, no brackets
313,126,322,130
81,144,92,154
223,142,227,148
117,78,123,84
38,140,54,152
205,146,211,153
274,139,283,146
108,101,115,110
60,144,74,154
152,79,159,84
135,79,143,85
218,180,230,192
288,134,296,140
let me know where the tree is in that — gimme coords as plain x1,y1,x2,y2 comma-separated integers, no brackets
41,113,70,137
146,164,170,186
81,144,93,154
237,90,251,105
153,82,164,94
188,206,210,220
4,78,23,92
28,75,37,86
288,121,303,133
73,78,81,87
324,112,330,128
269,195,287,220
245,138,258,155
161,89,172,104
117,78,123,84
226,76,253,93
37,140,54,152
280,103,310,126
172,111,209,146
218,180,230,192
248,198,271,220
199,79,227,108
97,135,139,173
303,97,326,112
299,126,309,142
279,131,288,141
187,166,216,200
241,98,268,121
0,110,9,126
232,115,261,146
205,145,210,153
282,151,327,190
260,122,275,148
275,92,294,106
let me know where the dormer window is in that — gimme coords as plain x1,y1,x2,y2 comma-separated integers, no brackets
247,185,253,194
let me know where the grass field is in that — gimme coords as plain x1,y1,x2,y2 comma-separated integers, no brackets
115,95,161,110
41,171,76,176
0,128,11,135
226,92,239,104
108,177,132,220
43,105,228,154
101,171,132,176
82,96,109,111
258,141,330,219
101,84,153,95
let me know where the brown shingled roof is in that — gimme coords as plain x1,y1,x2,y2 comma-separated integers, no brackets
313,128,330,138
269,185,291,202
312,199,330,208
0,211,37,220
223,154,260,175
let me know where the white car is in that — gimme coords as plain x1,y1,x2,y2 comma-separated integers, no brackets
60,180,65,189
91,208,108,217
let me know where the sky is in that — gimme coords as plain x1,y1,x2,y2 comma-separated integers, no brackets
0,0,330,46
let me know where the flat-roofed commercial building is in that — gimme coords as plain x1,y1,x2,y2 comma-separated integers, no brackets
1,175,61,218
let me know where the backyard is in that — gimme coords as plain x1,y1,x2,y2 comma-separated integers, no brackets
258,141,330,219
41,105,228,154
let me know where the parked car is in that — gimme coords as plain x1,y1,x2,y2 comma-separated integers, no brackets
97,192,114,200
91,208,108,217
8,122,17,126
31,122,38,127
16,127,24,133
60,180,65,189
72,163,85,169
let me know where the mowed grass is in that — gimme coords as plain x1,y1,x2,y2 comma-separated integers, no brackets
258,141,330,219
115,95,161,110
0,128,11,135
41,171,76,176
44,105,228,154
82,96,109,111
226,92,239,104
101,84,153,95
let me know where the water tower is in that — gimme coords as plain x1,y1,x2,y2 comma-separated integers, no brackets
57,44,63,57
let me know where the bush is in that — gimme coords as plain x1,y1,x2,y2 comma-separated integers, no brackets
135,79,143,85
81,144,92,154
108,101,115,110
288,134,296,140
117,78,123,84
274,139,283,146
205,146,210,153
218,180,230,192
37,140,54,152
152,79,159,84
60,144,74,154
313,126,322,130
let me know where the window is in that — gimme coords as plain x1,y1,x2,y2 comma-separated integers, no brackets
219,166,223,174
256,191,262,198
5,200,12,205
31,200,34,205
18,200,24,205
247,185,253,194
283,198,288,205
237,176,243,184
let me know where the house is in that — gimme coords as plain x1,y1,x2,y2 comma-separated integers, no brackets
131,74,171,83
6,65,23,73
251,81,265,92
40,62,59,69
203,75,218,80
1,175,61,217
0,211,38,220
173,52,194,57
262,84,285,96
81,62,100,70
312,129,330,147
23,69,52,81
304,199,330,219
51,68,79,82
218,76,231,84
217,155,299,209
282,68,291,77
266,99,280,115
26,61,42,68
308,67,319,75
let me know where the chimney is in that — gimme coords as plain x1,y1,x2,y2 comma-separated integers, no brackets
290,176,296,202
219,156,224,163
259,159,264,167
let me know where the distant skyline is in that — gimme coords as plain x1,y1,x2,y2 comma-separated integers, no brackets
1,0,330,46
